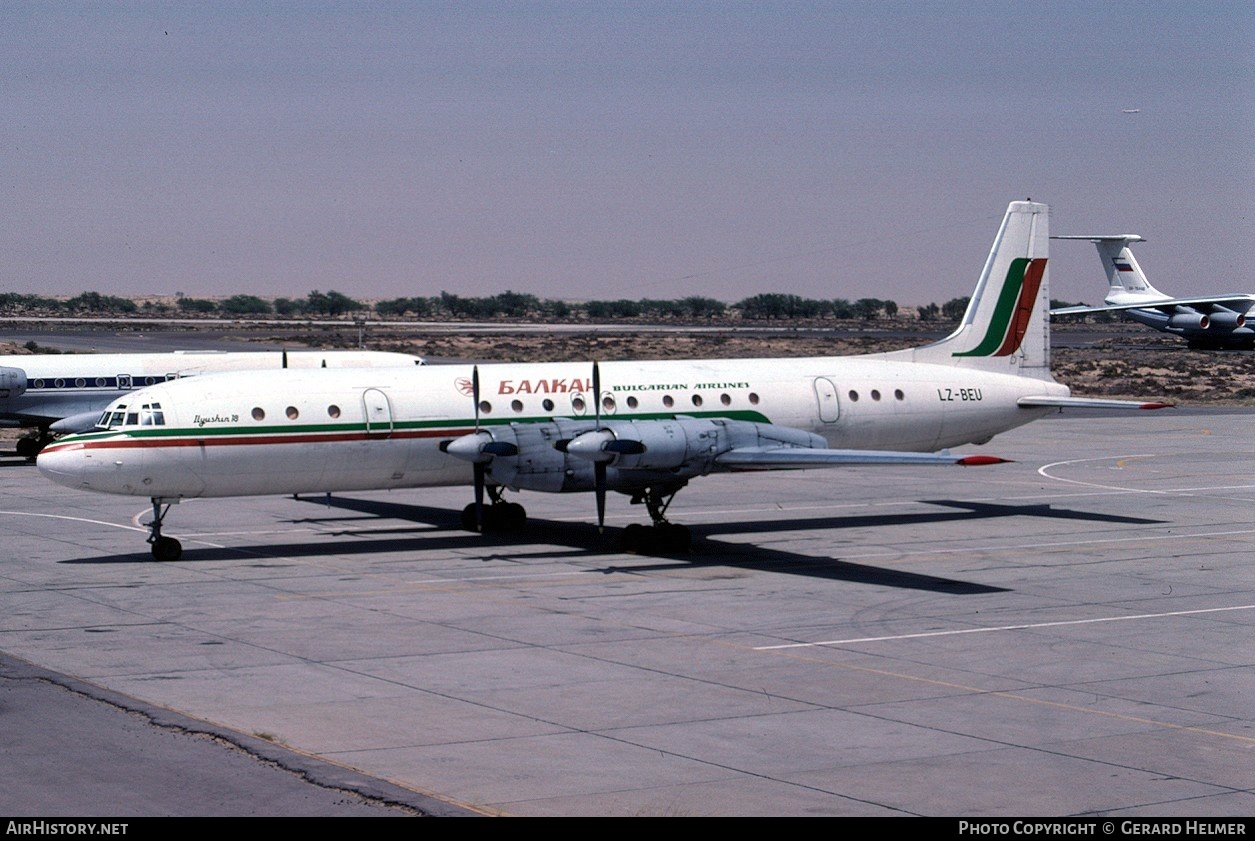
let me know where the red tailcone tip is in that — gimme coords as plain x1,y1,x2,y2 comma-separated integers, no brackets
958,455,1013,466
1140,402,1174,410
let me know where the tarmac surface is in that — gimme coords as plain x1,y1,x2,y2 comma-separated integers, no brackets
1,408,1252,816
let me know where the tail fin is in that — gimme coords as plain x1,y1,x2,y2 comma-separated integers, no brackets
886,200,1052,379
1050,235,1160,303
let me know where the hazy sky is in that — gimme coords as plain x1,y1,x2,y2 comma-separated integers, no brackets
4,1,1251,307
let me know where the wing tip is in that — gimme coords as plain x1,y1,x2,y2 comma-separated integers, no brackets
957,455,1014,466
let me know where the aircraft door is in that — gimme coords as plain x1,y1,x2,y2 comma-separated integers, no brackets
362,388,394,438
813,377,840,423
117,375,132,390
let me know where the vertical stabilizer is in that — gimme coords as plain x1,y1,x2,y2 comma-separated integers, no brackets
1051,235,1159,304
886,201,1052,379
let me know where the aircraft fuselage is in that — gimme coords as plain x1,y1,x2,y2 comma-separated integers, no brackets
38,356,1066,500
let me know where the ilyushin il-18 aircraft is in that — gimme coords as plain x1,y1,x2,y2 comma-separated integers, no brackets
1,349,424,456
38,201,1169,560
1051,235,1255,349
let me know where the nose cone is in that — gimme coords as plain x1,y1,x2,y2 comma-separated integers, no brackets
36,440,92,490
37,435,156,496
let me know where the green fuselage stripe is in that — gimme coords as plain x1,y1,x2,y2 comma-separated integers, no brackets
63,409,775,444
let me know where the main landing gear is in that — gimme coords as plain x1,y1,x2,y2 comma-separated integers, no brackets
15,430,54,460
146,498,183,562
460,485,527,533
620,484,691,554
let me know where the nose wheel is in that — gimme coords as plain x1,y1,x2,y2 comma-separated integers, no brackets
146,498,183,562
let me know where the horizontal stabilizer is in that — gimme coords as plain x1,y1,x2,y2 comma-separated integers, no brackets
1018,396,1173,410
715,447,1011,470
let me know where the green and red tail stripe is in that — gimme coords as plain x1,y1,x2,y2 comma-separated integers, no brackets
953,257,1047,357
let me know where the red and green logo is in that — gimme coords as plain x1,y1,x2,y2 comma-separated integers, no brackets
953,257,1047,357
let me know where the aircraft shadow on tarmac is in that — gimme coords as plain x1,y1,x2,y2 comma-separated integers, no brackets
62,494,1165,595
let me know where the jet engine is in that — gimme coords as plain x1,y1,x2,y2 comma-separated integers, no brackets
0,366,27,402
1168,310,1209,330
1206,310,1246,329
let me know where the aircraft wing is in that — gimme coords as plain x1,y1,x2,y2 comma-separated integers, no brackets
714,448,1007,470
1018,396,1172,410
1052,294,1255,317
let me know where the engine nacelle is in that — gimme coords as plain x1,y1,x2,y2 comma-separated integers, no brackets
0,366,27,402
447,417,826,494
1168,310,1209,330
580,418,824,474
1207,310,1246,329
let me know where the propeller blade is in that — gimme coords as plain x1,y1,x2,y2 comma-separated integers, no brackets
472,365,480,431
593,359,605,531
472,365,484,532
594,461,606,533
473,462,485,533
593,360,601,430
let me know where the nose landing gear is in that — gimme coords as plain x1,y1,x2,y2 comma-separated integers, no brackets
146,498,183,562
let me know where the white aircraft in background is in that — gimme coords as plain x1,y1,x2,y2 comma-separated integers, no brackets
39,201,1168,561
2,349,423,456
1051,235,1255,349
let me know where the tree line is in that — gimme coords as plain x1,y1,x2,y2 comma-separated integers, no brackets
0,289,993,322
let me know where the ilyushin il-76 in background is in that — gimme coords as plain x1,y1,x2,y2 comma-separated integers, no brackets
37,201,1169,560
1051,235,1255,349
1,349,424,456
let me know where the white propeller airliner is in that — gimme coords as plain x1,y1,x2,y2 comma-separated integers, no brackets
38,201,1168,560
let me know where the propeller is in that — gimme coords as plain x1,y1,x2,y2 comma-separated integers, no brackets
440,365,520,533
593,360,606,532
472,365,485,532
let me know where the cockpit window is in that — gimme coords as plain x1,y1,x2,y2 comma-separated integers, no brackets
95,402,164,430
96,405,129,430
